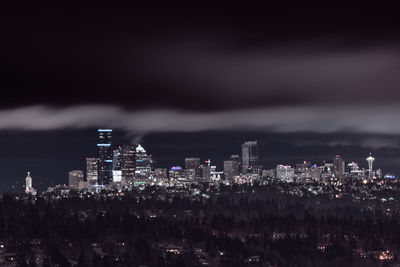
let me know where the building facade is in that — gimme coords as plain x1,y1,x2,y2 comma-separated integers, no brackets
135,144,153,179
121,144,136,185
69,170,84,189
86,157,99,185
224,154,241,180
185,158,201,180
97,129,113,185
242,141,259,173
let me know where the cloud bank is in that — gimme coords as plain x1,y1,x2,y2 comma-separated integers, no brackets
1,105,400,136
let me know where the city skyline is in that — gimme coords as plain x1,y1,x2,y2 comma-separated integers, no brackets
1,128,398,193
16,128,389,194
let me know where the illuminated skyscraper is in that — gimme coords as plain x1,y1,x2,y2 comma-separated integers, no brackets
135,144,153,179
242,141,258,173
121,144,136,185
185,157,201,180
86,157,99,185
112,146,122,183
97,129,113,185
69,170,84,189
366,153,375,179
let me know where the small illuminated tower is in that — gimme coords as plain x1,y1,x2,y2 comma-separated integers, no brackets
366,153,375,179
25,171,32,192
25,171,37,195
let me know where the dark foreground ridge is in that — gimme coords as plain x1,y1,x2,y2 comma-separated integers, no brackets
1,182,400,266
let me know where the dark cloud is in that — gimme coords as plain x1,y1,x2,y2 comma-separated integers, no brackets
141,42,400,107
2,3,400,110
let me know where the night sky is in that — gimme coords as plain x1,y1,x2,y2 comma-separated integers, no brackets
2,2,400,192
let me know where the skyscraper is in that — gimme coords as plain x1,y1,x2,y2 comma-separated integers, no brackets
224,154,241,180
97,129,113,185
135,144,153,179
112,146,122,183
69,170,84,189
121,144,136,185
86,157,99,185
185,157,201,180
242,141,258,173
201,160,212,180
333,155,345,178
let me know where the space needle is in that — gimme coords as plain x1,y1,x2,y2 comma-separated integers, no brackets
366,153,375,179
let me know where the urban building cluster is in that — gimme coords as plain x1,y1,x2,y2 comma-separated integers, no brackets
64,130,265,192
24,129,390,195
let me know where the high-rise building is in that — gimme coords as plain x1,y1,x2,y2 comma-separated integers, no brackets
97,129,113,185
224,155,241,180
135,144,153,179
242,141,259,173
113,146,122,170
25,171,37,195
112,146,122,183
185,157,201,180
333,155,345,178
69,170,84,189
201,160,212,180
121,144,136,185
86,157,99,185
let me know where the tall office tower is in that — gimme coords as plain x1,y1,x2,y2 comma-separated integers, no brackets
97,129,113,185
121,144,136,185
201,160,212,180
69,170,84,189
135,144,153,179
366,153,375,179
185,157,201,180
112,146,122,183
113,146,122,170
86,157,99,185
333,155,345,178
25,171,37,195
224,154,241,180
242,141,259,173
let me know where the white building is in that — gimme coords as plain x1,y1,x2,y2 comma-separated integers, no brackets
25,171,37,195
